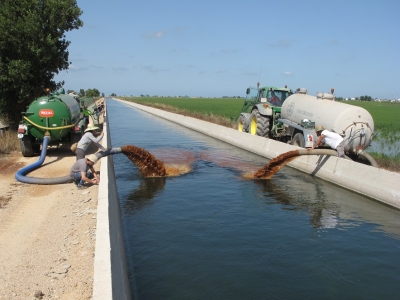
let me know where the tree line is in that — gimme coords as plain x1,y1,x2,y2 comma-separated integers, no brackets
336,95,374,101
67,88,102,98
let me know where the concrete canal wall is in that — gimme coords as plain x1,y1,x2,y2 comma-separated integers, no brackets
115,99,400,210
93,118,131,299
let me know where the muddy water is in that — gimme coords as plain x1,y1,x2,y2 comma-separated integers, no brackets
107,99,400,300
121,145,192,177
121,145,167,177
253,150,300,179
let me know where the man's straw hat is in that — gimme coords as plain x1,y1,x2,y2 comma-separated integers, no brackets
84,125,99,132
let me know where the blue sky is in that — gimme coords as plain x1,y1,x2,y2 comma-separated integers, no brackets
55,0,400,99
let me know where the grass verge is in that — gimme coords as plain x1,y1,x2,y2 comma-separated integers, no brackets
0,129,19,155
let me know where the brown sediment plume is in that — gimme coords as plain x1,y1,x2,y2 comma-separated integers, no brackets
164,164,192,176
121,145,192,177
198,149,260,174
121,145,167,177
150,148,196,165
253,150,300,179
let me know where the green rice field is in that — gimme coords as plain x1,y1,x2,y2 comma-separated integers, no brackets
337,100,400,136
121,97,244,121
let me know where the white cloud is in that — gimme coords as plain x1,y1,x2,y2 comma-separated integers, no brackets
67,64,88,71
269,39,294,48
214,69,226,74
142,31,166,39
134,65,169,73
242,71,258,76
111,67,130,71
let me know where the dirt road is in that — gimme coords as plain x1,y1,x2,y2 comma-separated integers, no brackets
0,146,100,299
0,103,105,299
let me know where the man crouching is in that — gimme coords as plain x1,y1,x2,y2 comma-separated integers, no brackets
70,154,100,189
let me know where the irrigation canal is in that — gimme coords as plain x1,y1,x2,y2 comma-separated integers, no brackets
106,98,400,300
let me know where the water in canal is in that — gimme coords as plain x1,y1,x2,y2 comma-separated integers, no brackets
107,99,400,300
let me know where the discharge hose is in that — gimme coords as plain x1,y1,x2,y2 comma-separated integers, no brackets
15,136,73,184
298,148,352,160
358,151,379,168
93,147,122,161
15,137,122,185
299,148,378,167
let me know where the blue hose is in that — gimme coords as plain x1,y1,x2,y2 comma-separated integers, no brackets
15,138,122,185
15,136,73,185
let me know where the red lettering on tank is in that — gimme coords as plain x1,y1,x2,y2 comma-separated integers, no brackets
39,109,54,117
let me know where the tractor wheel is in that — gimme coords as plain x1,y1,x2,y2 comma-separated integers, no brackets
237,115,246,132
291,133,305,148
250,110,270,137
20,136,34,157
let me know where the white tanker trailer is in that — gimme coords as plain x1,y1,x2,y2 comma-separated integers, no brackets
280,88,375,155
237,85,377,165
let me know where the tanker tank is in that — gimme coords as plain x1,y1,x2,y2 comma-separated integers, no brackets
18,91,86,157
281,91,374,155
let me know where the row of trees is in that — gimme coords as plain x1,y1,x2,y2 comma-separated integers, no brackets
336,95,374,101
359,95,374,101
135,94,242,99
0,0,83,127
67,88,102,98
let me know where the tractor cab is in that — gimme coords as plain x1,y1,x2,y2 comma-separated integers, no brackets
243,85,292,113
259,87,291,108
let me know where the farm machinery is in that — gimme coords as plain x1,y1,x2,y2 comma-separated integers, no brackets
237,83,376,164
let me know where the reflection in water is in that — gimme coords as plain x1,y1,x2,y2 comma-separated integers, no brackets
253,178,340,229
124,177,166,213
369,131,400,157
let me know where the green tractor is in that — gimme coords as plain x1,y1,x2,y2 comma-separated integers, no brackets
237,83,293,141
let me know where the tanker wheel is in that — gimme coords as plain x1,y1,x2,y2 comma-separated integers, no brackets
250,110,270,137
32,143,40,154
20,136,34,157
237,115,246,132
72,131,83,144
291,133,305,148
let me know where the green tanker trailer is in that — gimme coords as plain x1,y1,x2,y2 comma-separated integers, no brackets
17,89,87,157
